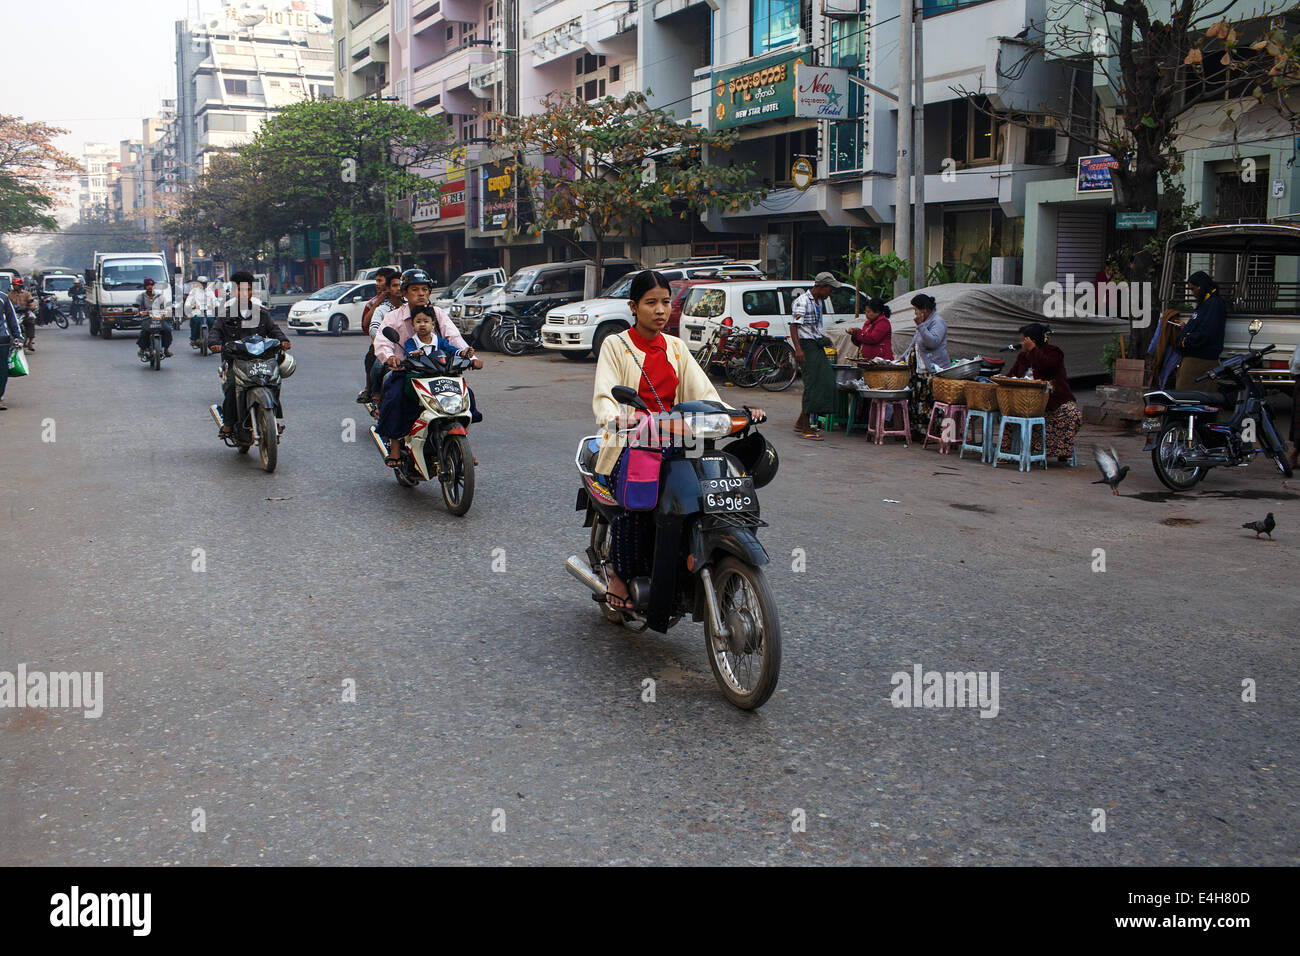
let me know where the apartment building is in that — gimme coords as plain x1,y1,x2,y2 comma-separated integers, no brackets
79,143,119,223
335,0,391,99
175,2,335,178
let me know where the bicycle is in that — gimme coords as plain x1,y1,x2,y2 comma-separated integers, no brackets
696,318,797,392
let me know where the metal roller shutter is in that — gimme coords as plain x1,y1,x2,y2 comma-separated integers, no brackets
1055,210,1106,286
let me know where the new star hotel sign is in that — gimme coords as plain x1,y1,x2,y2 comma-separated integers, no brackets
711,48,852,130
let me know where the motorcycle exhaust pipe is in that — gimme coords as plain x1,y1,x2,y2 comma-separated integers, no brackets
368,426,390,461
209,404,224,427
565,555,607,598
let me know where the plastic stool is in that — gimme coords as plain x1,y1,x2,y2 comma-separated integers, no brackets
866,394,910,446
959,408,998,464
923,402,967,454
993,416,1047,471
814,386,854,433
845,390,869,436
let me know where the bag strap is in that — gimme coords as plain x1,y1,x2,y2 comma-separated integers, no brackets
618,333,668,413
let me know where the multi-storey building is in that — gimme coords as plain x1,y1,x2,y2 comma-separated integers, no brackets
79,143,119,222
335,0,391,99
175,2,335,178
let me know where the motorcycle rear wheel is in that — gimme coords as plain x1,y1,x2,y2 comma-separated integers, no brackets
54,311,69,329
257,406,278,473
440,434,474,515
1152,421,1204,492
705,557,782,710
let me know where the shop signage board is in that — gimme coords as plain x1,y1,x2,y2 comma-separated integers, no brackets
711,47,811,130
793,64,850,120
1116,211,1157,230
1077,154,1118,193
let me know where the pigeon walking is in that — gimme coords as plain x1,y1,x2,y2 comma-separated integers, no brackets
1092,446,1129,495
1242,512,1275,540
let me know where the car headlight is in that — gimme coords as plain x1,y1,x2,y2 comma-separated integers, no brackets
567,314,589,325
436,392,466,413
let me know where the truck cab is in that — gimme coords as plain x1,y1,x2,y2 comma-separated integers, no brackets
87,253,171,338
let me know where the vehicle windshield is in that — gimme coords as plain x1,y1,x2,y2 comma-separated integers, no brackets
308,282,352,301
601,274,636,299
101,261,169,291
45,276,77,291
504,270,536,294
445,275,473,298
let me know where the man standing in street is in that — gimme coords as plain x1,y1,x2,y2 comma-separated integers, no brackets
0,289,23,410
789,272,839,440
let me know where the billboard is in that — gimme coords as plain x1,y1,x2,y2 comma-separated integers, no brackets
793,64,850,120
711,48,811,130
1077,154,1118,193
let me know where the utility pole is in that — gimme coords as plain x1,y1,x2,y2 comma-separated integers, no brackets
893,0,913,299
911,5,925,290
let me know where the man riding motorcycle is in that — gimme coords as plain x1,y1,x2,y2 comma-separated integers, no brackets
357,266,400,405
186,276,218,349
10,278,34,352
69,279,87,323
208,271,291,438
134,278,173,358
370,269,468,401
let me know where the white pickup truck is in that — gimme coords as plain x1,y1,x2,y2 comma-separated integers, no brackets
435,267,506,326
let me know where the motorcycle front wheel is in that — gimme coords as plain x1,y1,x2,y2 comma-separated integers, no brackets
54,311,69,329
1152,421,1204,491
705,557,782,710
440,434,474,515
150,341,161,371
257,405,278,473
500,327,527,356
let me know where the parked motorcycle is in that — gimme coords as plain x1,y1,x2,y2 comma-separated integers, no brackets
137,312,169,371
497,298,560,356
566,386,782,710
1142,319,1292,491
208,334,292,472
366,327,477,515
36,293,69,329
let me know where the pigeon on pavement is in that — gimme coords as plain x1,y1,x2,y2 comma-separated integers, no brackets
1092,446,1129,495
1242,512,1275,540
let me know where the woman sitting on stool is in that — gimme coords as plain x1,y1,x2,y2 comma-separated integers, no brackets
1002,322,1081,463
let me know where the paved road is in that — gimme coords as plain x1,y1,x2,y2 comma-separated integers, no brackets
1,326,1296,865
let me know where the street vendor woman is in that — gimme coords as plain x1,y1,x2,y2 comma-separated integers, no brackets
790,272,839,441
850,298,893,361
907,293,950,371
1004,322,1082,463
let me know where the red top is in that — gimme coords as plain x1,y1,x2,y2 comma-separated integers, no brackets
626,325,679,412
851,316,893,361
1007,343,1075,413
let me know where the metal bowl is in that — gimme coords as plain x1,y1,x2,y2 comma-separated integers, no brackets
934,357,982,380
833,364,860,387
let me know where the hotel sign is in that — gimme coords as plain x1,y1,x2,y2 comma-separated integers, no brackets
711,48,810,130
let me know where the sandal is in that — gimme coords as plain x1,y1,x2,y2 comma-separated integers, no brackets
384,453,401,467
604,591,634,611
800,430,823,441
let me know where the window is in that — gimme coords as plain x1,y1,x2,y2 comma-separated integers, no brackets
448,26,455,40
1215,168,1267,222
829,287,865,315
772,128,818,186
742,290,782,315
338,37,345,69
610,64,620,82
224,78,248,95
950,98,999,166
566,268,587,292
394,0,408,30
751,0,802,57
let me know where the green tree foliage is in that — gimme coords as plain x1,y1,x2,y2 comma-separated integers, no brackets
490,91,768,285
0,115,82,235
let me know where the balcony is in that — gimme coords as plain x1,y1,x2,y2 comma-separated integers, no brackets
531,17,584,66
413,42,495,113
588,1,637,43
468,60,502,98
653,0,708,19
349,3,390,59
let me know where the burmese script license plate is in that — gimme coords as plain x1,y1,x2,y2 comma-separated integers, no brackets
701,476,757,515
1141,417,1162,432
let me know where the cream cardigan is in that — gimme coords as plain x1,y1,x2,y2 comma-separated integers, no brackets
592,329,723,474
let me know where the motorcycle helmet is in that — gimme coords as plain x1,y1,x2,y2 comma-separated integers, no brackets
277,352,297,377
724,430,779,488
196,275,208,284
11,277,21,288
399,268,432,292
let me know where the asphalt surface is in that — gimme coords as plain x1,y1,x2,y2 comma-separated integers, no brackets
1,324,1296,865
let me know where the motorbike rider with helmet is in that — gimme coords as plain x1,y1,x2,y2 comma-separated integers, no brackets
134,278,174,358
370,269,470,396
69,278,88,324
208,270,291,438
186,276,217,349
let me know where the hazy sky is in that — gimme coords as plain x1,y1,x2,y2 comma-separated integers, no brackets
3,0,328,219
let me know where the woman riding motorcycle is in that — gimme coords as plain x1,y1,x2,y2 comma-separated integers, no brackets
592,270,765,610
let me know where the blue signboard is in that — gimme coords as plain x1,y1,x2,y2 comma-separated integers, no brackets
1077,154,1118,194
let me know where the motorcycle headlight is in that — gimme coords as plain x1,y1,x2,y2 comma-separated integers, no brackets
436,392,466,413
685,412,737,439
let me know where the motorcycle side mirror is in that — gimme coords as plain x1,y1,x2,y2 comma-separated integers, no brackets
1248,318,1263,343
612,385,649,412
382,327,400,343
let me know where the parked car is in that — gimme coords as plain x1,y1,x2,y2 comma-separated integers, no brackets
353,265,401,282
678,280,866,353
454,258,639,345
286,280,377,335
542,274,751,359
436,267,507,324
652,257,766,281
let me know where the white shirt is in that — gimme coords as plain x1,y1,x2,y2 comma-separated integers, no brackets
185,286,217,316
791,289,827,339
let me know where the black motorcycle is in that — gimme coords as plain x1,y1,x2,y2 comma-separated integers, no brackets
209,335,288,472
497,298,560,356
567,386,782,710
36,293,69,329
138,312,169,371
69,292,87,325
1142,320,1292,491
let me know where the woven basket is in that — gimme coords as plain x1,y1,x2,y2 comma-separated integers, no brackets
993,377,1050,417
860,366,910,390
963,380,999,411
930,376,967,405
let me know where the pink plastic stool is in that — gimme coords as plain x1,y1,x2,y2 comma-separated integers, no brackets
866,391,911,446
923,402,968,454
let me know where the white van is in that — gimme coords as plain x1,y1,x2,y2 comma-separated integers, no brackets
286,280,378,335
436,268,507,323
678,280,866,353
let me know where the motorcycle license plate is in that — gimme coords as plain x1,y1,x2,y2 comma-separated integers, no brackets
700,476,757,515
1140,417,1162,432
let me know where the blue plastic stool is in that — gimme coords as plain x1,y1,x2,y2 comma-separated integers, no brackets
959,409,998,464
993,416,1047,472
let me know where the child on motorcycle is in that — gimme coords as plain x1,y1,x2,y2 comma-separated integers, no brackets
377,307,480,466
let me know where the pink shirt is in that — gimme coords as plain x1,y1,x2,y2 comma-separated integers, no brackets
373,304,467,362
